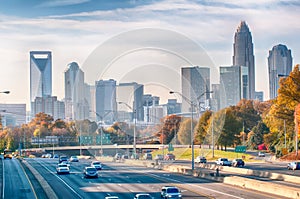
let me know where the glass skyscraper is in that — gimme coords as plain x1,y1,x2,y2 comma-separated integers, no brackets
233,21,255,99
268,44,293,99
30,51,52,104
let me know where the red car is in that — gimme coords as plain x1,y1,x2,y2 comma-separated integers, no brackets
164,153,175,160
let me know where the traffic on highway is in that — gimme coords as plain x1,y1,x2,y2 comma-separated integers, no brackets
0,153,296,199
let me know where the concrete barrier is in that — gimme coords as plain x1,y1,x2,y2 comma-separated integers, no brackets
223,176,300,199
114,158,300,199
21,159,58,199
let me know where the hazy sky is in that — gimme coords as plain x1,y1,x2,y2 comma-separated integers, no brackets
0,0,299,109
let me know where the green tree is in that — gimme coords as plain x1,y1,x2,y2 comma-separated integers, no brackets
216,108,242,150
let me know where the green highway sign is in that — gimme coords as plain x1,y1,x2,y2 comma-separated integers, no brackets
168,143,174,151
235,145,246,153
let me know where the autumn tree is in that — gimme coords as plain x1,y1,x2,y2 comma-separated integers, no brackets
194,110,212,146
177,118,197,145
264,64,300,153
155,115,181,144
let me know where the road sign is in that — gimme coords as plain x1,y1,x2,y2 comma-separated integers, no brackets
168,143,174,151
235,145,246,153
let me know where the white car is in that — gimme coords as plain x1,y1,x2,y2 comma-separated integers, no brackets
56,163,70,174
91,161,102,170
70,156,79,162
216,158,231,166
258,152,265,157
161,186,182,199
134,193,153,199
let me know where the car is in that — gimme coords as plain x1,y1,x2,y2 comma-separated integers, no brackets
45,153,52,158
59,156,68,163
154,154,164,160
287,161,300,170
56,163,70,174
91,161,102,170
258,152,265,157
134,193,153,199
164,153,175,161
195,156,207,163
161,186,182,199
104,197,119,199
216,158,231,166
143,153,153,160
231,158,245,167
53,154,59,158
70,156,79,162
114,153,121,160
83,166,98,178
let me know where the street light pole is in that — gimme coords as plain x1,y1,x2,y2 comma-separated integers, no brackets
169,91,196,170
191,102,194,170
118,102,137,159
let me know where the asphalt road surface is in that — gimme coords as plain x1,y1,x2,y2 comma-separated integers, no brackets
24,158,290,199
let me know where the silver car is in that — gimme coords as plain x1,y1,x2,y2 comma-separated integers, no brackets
161,186,182,199
83,166,98,178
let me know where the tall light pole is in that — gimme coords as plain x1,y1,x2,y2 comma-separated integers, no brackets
169,91,195,170
118,102,137,159
170,90,212,171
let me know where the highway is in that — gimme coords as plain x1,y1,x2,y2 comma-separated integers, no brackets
1,158,38,199
24,158,289,199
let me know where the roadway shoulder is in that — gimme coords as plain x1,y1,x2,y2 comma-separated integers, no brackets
20,158,58,199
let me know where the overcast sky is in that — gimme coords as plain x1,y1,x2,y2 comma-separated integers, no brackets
0,0,299,109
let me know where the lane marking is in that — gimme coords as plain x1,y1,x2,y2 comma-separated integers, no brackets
18,159,38,199
31,159,83,199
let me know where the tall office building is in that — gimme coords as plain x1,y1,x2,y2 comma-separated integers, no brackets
64,62,89,120
95,79,117,124
30,51,52,106
31,96,65,120
268,44,293,99
116,82,144,121
233,21,255,99
181,66,210,113
220,66,248,109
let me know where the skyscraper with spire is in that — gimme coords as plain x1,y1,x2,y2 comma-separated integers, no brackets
233,21,255,99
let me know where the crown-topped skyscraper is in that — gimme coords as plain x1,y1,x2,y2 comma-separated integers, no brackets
233,21,255,99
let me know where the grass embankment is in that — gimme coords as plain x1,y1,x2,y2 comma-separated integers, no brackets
152,148,257,162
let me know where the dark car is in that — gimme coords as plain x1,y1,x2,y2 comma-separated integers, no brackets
164,153,175,161
59,156,68,163
83,166,98,178
232,158,245,167
195,156,207,163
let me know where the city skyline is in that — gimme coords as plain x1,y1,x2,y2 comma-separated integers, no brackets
0,0,299,109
